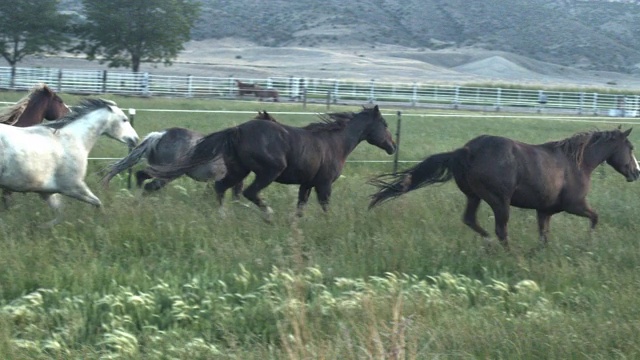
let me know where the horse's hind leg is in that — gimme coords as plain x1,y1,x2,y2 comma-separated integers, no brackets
243,172,282,222
462,194,490,238
39,193,64,227
231,182,244,202
314,183,332,213
486,198,511,251
296,185,312,217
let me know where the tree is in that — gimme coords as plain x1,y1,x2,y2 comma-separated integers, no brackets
76,0,201,72
0,0,70,86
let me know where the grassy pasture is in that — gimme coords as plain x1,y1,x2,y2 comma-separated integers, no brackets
1,91,640,359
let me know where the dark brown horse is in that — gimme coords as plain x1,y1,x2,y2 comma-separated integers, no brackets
150,105,396,221
101,111,278,198
254,85,279,102
0,83,69,127
236,80,257,97
369,128,640,251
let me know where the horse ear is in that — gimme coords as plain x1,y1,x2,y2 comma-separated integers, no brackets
623,128,632,137
373,105,380,113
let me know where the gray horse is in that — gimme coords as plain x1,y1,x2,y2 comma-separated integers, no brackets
101,111,278,198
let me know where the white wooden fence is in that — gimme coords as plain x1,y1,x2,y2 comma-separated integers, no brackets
1,66,638,116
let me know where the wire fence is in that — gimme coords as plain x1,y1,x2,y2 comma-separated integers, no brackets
1,66,639,117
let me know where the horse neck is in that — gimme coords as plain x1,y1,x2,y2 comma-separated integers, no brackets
331,117,369,156
15,100,45,127
581,140,615,174
60,113,109,151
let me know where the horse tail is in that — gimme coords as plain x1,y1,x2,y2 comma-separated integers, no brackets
368,148,467,208
100,131,166,187
148,127,236,179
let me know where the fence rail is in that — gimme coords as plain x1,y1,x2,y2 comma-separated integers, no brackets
1,66,639,117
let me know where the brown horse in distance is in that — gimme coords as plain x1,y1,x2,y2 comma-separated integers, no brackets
236,80,257,97
369,128,640,251
0,83,69,127
254,85,279,102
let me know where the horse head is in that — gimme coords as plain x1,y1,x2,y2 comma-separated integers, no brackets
40,85,70,121
605,127,640,182
101,100,139,148
361,105,396,155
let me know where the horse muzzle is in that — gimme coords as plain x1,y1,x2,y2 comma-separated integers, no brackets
385,141,397,155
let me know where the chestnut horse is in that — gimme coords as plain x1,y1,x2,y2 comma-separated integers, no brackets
369,128,640,251
0,83,69,127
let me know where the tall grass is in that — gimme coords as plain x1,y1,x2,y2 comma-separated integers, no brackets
1,92,640,358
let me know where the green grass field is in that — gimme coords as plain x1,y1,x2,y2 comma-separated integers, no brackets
1,91,640,359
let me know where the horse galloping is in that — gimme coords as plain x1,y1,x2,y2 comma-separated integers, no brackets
101,111,279,198
0,98,139,226
369,128,640,251
150,105,396,221
254,85,279,102
0,83,70,127
236,80,257,97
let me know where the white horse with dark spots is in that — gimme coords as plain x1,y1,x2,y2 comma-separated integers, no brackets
0,98,139,226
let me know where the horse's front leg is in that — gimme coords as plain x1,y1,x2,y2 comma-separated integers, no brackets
525,210,555,256
565,201,598,235
296,185,312,217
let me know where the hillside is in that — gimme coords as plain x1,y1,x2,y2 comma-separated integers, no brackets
39,0,640,88
190,0,640,74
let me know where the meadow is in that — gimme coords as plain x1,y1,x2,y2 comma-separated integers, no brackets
1,91,640,359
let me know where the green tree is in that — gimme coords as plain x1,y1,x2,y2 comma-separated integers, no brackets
0,0,70,86
76,0,201,72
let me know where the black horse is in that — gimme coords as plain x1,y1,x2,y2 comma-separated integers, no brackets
151,105,396,221
369,128,640,250
102,111,278,198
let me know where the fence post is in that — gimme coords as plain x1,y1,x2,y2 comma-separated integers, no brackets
333,80,339,103
369,79,375,103
101,70,108,93
592,93,598,115
393,111,402,175
127,108,136,189
186,75,193,98
411,82,417,107
140,72,150,97
326,90,331,110
57,69,63,92
578,92,585,115
302,86,307,109
454,86,460,109
495,88,502,111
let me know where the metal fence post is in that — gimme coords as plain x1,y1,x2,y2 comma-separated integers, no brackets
593,93,598,115
369,79,375,103
411,82,417,107
495,88,502,111
57,69,63,92
101,70,107,93
393,111,402,175
187,75,193,98
127,108,136,189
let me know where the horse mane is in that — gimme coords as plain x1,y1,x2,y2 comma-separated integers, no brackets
0,83,52,125
43,98,116,129
547,129,617,166
303,111,353,132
